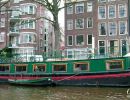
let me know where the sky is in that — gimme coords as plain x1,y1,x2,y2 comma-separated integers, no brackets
46,0,64,30
58,1,65,30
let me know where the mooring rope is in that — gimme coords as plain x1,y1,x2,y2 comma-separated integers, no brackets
54,72,80,83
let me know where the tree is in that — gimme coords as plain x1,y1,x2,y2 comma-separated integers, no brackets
31,0,76,50
0,0,9,8
0,0,76,57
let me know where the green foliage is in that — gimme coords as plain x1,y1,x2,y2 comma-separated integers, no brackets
0,47,13,58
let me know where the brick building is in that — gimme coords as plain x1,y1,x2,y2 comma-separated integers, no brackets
65,0,130,59
0,0,55,60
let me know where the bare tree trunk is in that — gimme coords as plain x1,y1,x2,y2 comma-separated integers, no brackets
52,0,61,50
53,15,61,50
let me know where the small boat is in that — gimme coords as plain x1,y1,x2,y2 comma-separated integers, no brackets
8,77,52,86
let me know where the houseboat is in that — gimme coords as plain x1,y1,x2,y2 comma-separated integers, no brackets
0,53,130,87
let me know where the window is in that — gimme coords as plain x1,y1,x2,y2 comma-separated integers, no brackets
75,18,84,29
0,6,6,14
40,27,43,34
121,40,127,56
66,0,72,3
75,3,84,14
67,35,73,46
33,64,46,72
106,60,123,70
15,65,27,72
98,0,106,3
0,18,5,27
108,0,115,2
108,22,117,36
74,62,89,72
99,22,106,36
40,39,43,47
118,4,127,18
67,5,73,14
87,18,93,28
21,20,35,29
87,2,92,12
76,35,84,46
0,65,9,72
98,6,106,19
87,35,92,45
119,21,127,35
11,7,20,17
109,40,119,56
14,0,21,3
67,19,73,30
21,4,36,15
0,32,5,42
108,5,116,18
98,41,105,55
53,64,67,72
67,51,73,58
18,48,34,55
20,33,36,43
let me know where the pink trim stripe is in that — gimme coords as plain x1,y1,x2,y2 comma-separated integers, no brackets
52,72,130,80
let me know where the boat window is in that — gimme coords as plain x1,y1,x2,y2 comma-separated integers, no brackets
0,65,9,72
106,60,123,70
15,65,27,72
33,64,46,72
53,64,66,72
74,62,89,72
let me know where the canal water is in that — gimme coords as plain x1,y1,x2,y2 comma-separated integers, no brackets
0,85,129,100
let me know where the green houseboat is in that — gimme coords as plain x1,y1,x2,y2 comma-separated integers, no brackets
0,53,130,86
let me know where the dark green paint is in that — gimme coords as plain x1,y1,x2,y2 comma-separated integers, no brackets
0,57,130,74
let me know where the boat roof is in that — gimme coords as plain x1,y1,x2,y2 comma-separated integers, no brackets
124,53,130,57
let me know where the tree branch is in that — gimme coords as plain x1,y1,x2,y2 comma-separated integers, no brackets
0,0,10,8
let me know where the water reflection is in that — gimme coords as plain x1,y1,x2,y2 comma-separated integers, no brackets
0,85,129,100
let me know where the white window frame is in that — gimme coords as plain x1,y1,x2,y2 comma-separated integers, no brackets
87,2,93,12
119,21,127,35
87,17,93,28
120,39,127,55
21,4,36,15
20,33,36,44
98,40,106,55
87,34,93,45
98,6,106,19
75,34,84,46
108,22,117,36
98,0,106,3
118,4,127,18
0,6,6,14
67,5,73,14
75,3,84,14
108,0,115,2
108,5,116,19
98,22,107,36
0,18,5,27
0,32,5,42
21,19,35,29
67,19,73,30
75,18,84,29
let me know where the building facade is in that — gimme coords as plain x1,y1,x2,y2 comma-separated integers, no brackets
65,0,130,59
0,0,54,60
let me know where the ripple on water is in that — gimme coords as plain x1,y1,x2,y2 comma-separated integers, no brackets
0,85,128,100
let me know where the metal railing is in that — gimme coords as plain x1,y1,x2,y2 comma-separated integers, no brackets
0,46,129,63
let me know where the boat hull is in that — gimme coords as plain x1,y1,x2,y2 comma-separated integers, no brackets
8,77,52,86
0,71,130,87
52,71,130,87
